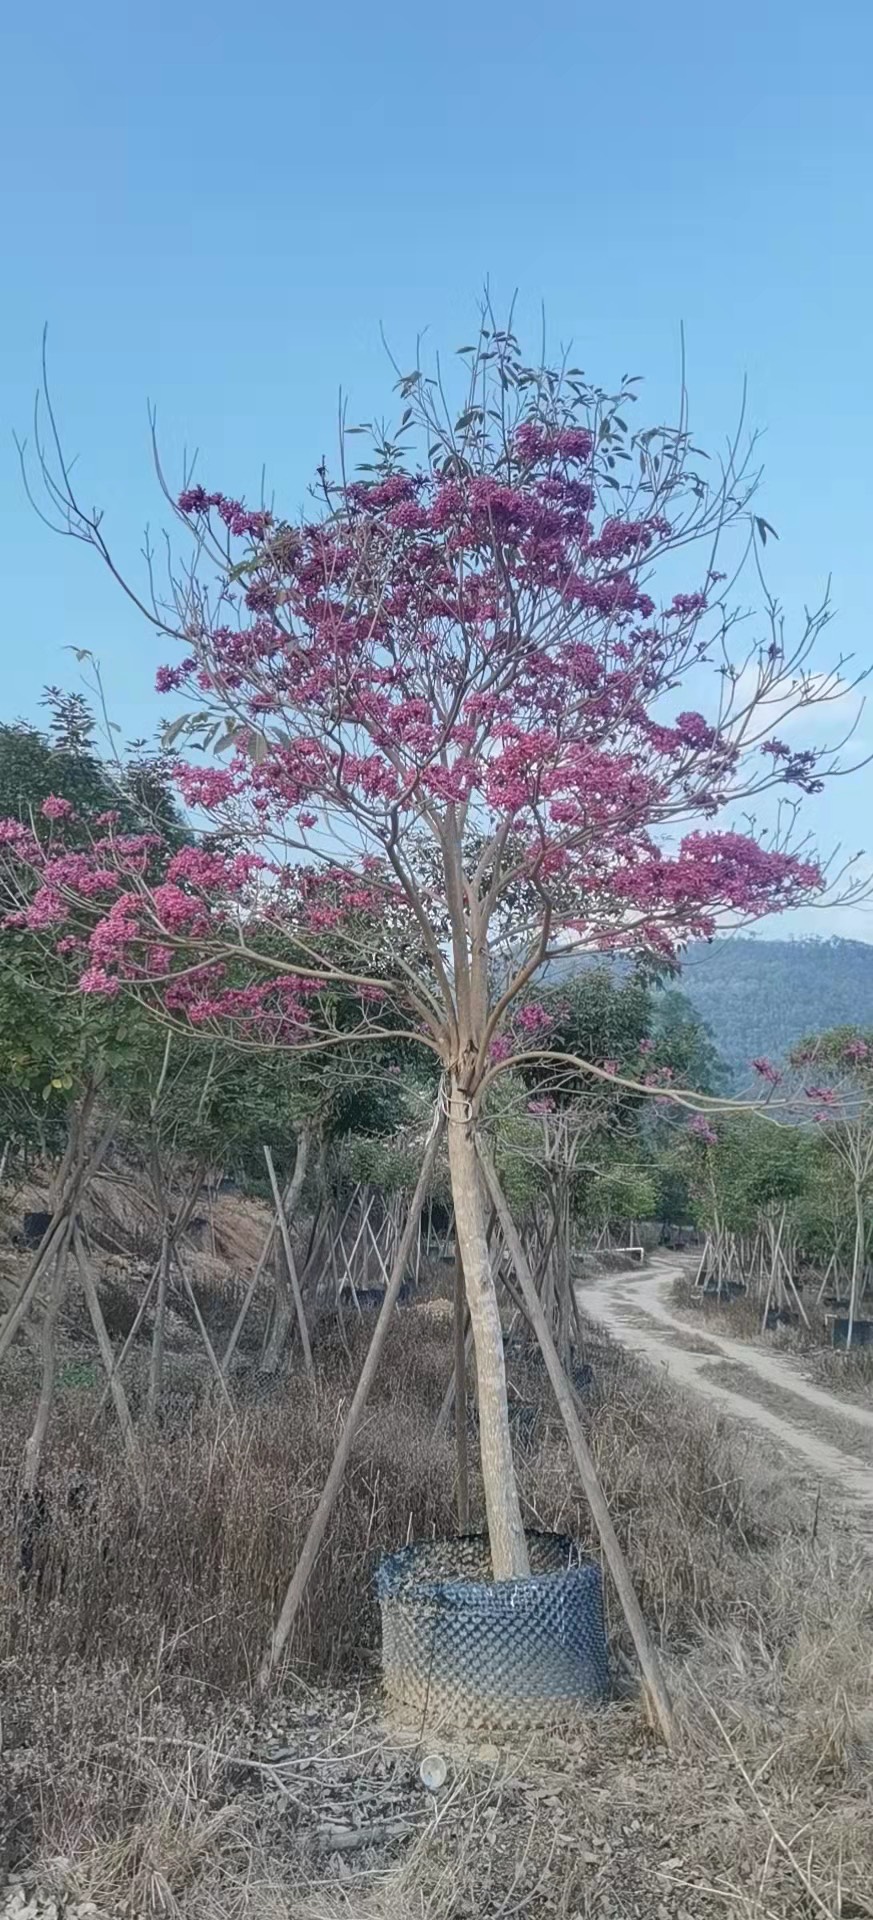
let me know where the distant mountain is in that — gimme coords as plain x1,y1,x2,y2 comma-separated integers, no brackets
672,937,873,1081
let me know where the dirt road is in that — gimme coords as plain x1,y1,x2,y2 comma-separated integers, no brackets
581,1257,873,1537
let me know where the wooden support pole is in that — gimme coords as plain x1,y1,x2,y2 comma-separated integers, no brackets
221,1214,281,1376
22,1228,71,1496
434,1318,473,1436
74,1231,146,1499
90,1262,158,1425
173,1245,237,1413
256,1110,443,1694
454,1241,470,1532
477,1137,676,1749
0,1121,115,1368
264,1145,314,1375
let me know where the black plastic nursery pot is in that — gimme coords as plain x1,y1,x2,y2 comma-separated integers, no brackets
376,1531,609,1730
22,1210,52,1248
831,1317,873,1349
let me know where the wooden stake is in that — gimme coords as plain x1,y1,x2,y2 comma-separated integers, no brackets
256,1109,443,1693
22,1228,71,1496
454,1241,469,1532
74,1231,146,1499
221,1214,281,1376
434,1318,473,1436
0,1120,115,1368
173,1245,236,1412
477,1137,676,1749
264,1145,314,1375
90,1262,158,1425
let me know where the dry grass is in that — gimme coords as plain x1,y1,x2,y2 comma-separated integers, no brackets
0,1315,460,1691
1,1273,872,1918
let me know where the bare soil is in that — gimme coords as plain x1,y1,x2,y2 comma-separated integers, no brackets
581,1256,873,1545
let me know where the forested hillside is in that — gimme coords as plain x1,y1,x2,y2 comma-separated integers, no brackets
674,937,873,1080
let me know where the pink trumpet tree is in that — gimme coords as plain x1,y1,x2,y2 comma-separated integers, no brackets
7,313,862,1576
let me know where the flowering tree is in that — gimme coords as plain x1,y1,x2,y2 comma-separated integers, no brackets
11,309,862,1585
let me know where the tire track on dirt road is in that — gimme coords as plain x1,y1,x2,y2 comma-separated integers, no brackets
580,1257,873,1541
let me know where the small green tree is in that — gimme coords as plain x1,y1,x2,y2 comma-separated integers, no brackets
789,1029,873,1338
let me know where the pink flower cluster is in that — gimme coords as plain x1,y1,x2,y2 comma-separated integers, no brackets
752,1057,782,1085
177,488,272,541
40,794,75,821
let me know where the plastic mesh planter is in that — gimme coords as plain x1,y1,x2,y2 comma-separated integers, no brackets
376,1532,609,1729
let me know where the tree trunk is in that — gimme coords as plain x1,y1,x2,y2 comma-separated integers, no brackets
22,1233,70,1496
447,1078,529,1581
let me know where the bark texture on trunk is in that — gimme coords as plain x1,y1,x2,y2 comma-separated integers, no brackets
447,1078,529,1581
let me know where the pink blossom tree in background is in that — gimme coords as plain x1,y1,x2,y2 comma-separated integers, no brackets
11,306,866,1587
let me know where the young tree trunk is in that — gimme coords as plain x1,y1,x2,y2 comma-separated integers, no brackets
447,1078,529,1581
22,1232,70,1496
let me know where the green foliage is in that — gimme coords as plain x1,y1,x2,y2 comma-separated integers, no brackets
575,1156,657,1230
681,1115,815,1234
519,970,652,1104
649,988,725,1095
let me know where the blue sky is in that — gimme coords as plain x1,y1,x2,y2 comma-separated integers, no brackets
2,0,871,937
